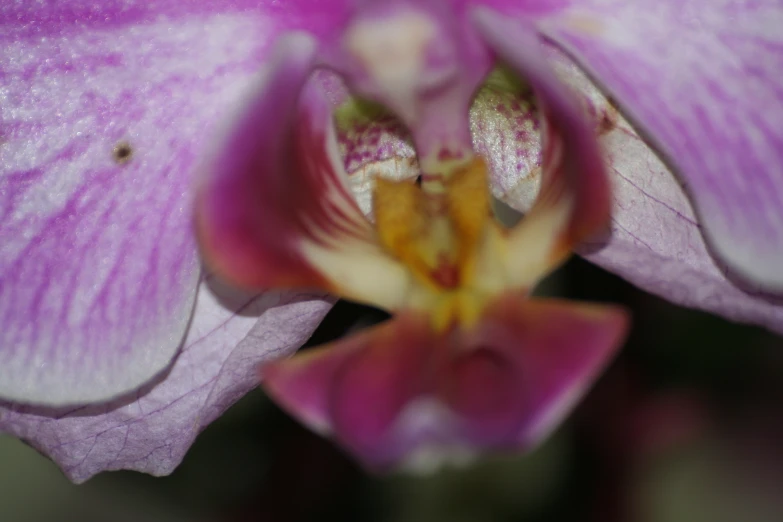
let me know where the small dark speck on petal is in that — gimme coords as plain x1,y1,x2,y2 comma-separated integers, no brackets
112,141,134,165
598,105,618,136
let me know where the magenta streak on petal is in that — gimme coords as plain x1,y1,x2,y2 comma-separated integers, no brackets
535,0,783,291
473,8,611,246
1,1,352,41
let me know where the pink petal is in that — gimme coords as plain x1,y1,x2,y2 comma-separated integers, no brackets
538,0,783,291
0,280,331,483
440,344,525,447
260,326,369,437
472,294,629,448
196,36,411,311
263,296,627,470
265,314,494,471
328,316,436,468
0,3,286,404
262,314,435,468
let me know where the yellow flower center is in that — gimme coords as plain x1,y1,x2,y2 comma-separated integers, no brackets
373,157,502,331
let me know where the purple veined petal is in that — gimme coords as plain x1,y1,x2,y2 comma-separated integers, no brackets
561,57,783,337
0,4,295,405
0,279,332,483
196,35,413,312
487,50,783,337
471,10,612,288
1,0,353,40
534,0,783,291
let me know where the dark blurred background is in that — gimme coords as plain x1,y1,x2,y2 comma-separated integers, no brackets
3,256,783,522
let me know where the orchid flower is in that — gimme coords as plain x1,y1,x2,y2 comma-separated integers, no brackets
195,10,631,468
1,0,783,482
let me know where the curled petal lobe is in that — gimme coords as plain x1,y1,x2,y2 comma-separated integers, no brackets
539,0,783,291
328,317,436,468
475,294,629,447
196,35,411,311
471,10,611,287
196,33,323,289
262,315,434,467
441,345,525,447
474,9,611,240
260,330,364,436
263,315,448,469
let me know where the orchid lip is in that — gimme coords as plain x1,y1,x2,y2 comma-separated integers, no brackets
262,297,629,470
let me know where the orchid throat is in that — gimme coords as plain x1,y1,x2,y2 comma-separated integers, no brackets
196,2,629,470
